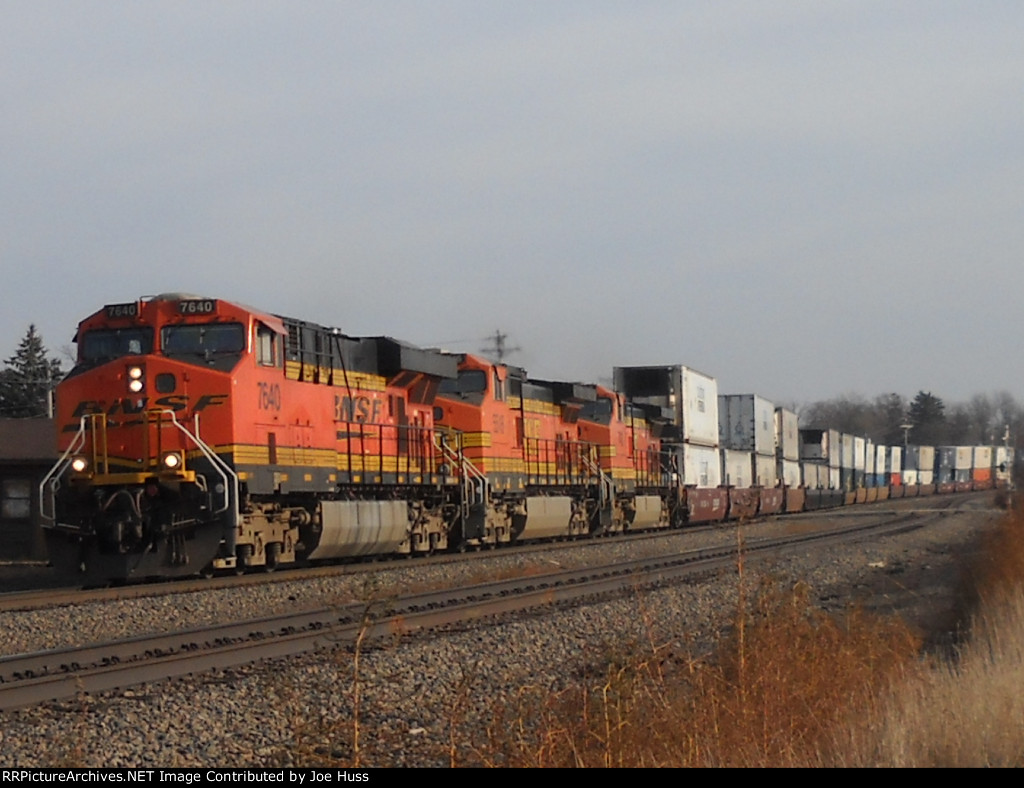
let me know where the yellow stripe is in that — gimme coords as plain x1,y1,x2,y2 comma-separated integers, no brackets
520,398,561,417
284,361,387,391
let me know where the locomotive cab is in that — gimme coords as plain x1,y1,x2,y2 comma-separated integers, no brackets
42,294,262,581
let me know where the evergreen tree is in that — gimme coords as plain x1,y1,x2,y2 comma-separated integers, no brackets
907,390,946,445
0,325,64,418
873,392,909,445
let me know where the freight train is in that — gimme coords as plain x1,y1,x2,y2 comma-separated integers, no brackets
38,293,1013,583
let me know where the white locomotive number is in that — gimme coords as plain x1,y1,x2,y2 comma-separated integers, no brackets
104,303,138,319
178,299,217,314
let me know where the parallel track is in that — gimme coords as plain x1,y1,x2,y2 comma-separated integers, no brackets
0,496,989,712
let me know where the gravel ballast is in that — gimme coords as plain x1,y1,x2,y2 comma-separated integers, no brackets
0,495,1006,767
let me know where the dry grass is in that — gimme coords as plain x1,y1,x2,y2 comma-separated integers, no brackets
839,493,1024,767
469,577,921,767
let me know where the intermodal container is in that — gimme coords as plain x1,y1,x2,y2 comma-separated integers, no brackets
753,453,778,487
681,443,722,488
799,428,841,467
841,433,855,470
775,407,800,461
721,449,753,488
778,458,801,487
802,462,823,489
889,446,902,486
718,393,775,455
614,365,719,447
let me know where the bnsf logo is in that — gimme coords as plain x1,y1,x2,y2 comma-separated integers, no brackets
62,394,228,431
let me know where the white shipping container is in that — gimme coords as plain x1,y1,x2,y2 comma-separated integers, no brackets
829,466,841,489
996,446,1012,480
719,393,776,455
864,440,875,475
801,462,821,488
974,446,993,470
890,446,902,474
753,453,778,487
799,428,843,467
903,469,918,485
613,365,720,447
841,433,855,469
680,443,722,488
876,445,888,474
774,407,800,461
778,458,801,487
955,446,973,470
919,470,934,485
722,449,753,488
854,437,866,471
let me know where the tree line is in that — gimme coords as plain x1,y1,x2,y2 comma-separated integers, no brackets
799,390,1020,449
0,325,1020,450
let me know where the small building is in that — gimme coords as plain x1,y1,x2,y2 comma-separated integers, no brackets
0,418,57,561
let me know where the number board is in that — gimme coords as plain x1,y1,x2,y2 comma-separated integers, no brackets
178,299,218,315
104,302,139,319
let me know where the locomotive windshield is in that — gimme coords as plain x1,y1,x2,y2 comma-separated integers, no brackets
438,369,487,396
80,327,154,362
162,323,245,356
579,396,614,423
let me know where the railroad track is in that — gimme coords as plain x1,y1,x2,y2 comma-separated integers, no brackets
0,504,971,712
0,492,976,612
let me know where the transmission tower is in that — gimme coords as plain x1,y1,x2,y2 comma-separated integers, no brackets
481,330,520,363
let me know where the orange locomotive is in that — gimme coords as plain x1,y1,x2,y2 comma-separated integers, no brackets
576,384,678,532
41,293,459,581
434,354,607,545
41,293,674,583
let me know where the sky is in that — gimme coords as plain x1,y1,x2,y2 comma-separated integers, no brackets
3,1,1023,408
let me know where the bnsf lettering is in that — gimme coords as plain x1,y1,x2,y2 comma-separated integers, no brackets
69,394,226,419
258,382,281,411
334,394,382,423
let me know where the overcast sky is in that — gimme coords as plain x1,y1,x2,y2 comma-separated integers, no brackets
3,2,1022,408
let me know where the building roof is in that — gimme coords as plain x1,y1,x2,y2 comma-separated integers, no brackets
0,419,57,461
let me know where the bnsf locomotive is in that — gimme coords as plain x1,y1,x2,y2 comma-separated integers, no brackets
40,293,676,582
40,292,1008,584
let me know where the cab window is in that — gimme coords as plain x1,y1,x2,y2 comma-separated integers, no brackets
256,324,280,367
80,327,154,361
162,323,245,356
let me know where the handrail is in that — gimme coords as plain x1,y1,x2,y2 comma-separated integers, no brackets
435,430,488,514
38,417,90,525
38,410,239,530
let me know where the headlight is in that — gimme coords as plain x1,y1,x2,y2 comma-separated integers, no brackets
161,451,184,470
126,365,145,393
70,456,89,473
